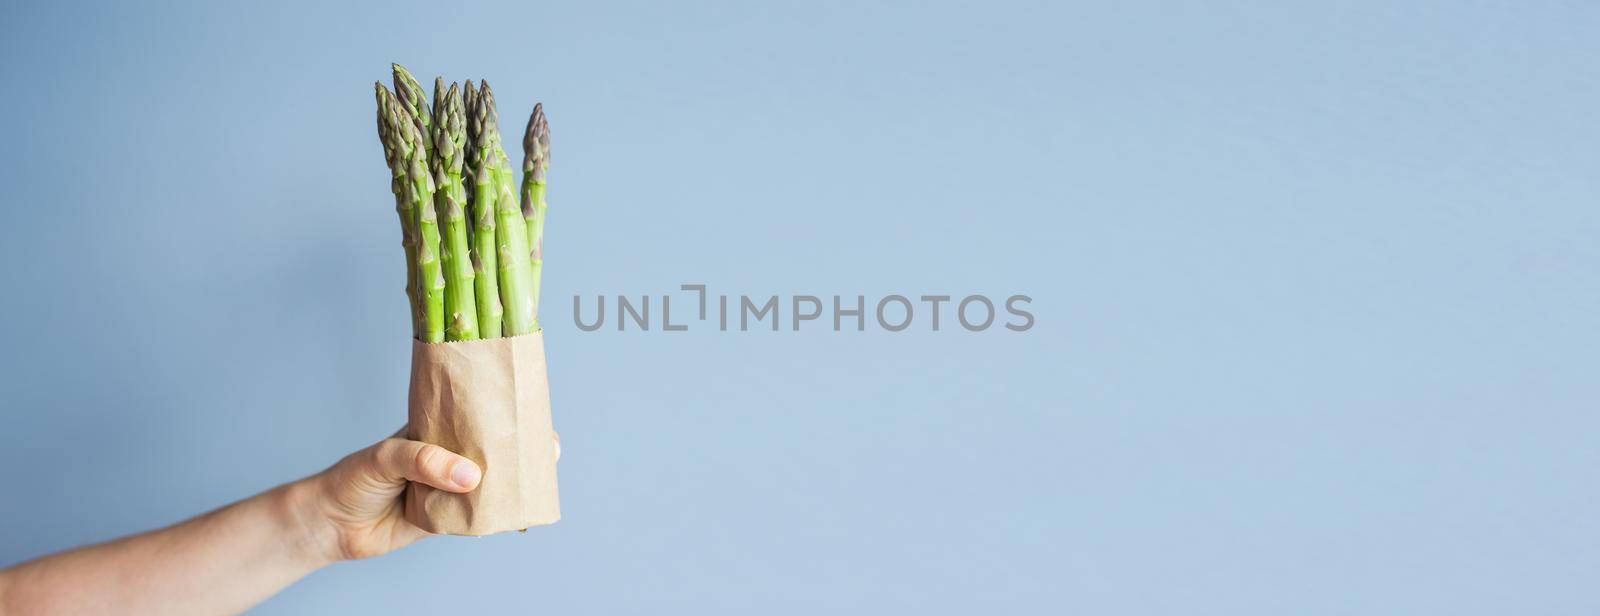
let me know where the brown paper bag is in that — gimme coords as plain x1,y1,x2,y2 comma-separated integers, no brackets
404,332,561,536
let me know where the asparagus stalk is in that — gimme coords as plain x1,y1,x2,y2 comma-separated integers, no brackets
481,81,539,335
464,80,504,337
398,98,446,343
375,84,423,339
431,80,479,341
521,103,550,327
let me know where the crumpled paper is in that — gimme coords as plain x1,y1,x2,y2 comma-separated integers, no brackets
404,332,560,536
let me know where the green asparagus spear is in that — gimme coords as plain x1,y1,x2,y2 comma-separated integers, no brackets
431,81,479,341
375,84,423,339
522,103,550,326
398,99,446,343
464,80,504,337
481,81,539,335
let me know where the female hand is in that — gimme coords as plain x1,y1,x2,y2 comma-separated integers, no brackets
291,431,560,562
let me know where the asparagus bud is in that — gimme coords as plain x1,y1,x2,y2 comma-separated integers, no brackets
392,64,431,136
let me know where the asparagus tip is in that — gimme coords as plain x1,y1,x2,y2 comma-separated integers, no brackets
531,103,550,150
478,81,491,107
479,81,501,137
523,103,549,181
537,105,549,150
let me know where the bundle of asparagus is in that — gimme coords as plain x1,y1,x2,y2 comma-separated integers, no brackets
375,64,550,343
376,64,562,536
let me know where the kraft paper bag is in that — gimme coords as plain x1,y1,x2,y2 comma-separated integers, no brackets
404,332,561,536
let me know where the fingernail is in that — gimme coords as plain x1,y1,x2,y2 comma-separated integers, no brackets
451,462,481,488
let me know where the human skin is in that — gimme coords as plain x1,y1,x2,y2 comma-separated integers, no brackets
0,432,558,614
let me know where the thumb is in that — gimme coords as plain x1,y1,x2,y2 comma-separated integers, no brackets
368,438,482,493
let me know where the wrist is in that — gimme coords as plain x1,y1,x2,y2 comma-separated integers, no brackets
270,478,342,570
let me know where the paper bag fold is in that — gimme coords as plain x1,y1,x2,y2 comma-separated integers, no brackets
405,332,560,536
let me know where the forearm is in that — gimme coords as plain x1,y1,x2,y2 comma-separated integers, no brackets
0,435,495,613
0,479,333,615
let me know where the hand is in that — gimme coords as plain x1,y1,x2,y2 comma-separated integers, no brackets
288,430,560,563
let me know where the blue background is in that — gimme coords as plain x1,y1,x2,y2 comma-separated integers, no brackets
3,1,1597,613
